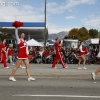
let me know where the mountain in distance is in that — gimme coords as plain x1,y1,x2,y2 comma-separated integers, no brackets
48,31,68,40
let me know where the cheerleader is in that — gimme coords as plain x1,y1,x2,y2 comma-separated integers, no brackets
91,39,100,80
0,38,9,68
77,42,87,69
9,32,35,81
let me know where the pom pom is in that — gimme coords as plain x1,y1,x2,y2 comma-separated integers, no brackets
12,21,23,28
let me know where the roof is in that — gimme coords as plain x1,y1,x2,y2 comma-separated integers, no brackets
84,38,99,45
0,22,45,27
0,22,48,41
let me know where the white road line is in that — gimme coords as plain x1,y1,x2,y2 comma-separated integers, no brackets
13,94,100,98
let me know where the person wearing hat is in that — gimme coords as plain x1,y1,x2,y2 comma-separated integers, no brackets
52,38,68,69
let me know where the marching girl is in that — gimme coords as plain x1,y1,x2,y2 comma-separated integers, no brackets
0,38,9,68
91,39,100,80
9,32,35,81
77,42,87,69
52,38,68,69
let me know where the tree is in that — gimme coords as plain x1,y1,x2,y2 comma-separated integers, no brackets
89,29,98,38
0,27,13,41
78,27,90,42
68,28,79,38
65,27,99,41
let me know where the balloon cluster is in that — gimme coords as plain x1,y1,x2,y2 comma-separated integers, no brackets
12,21,23,28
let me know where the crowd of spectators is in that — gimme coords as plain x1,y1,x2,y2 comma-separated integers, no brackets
8,45,100,65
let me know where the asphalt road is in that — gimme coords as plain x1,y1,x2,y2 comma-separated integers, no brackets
0,76,100,100
0,64,100,100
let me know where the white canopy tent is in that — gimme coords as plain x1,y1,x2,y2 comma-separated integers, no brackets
27,39,43,46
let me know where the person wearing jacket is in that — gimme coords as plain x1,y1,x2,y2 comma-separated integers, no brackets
52,38,68,69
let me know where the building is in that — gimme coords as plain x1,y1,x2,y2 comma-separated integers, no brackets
84,38,99,49
0,22,48,42
63,39,79,48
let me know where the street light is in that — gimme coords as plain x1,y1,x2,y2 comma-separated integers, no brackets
44,0,46,50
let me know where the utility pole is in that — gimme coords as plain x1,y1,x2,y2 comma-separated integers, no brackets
44,0,46,50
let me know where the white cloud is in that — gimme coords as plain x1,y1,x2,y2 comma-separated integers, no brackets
82,14,100,29
22,5,34,10
0,2,44,22
47,22,77,34
0,0,16,2
80,0,97,4
47,0,97,14
47,2,64,14
65,16,75,19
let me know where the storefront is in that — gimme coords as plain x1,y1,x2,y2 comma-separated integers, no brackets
0,22,48,41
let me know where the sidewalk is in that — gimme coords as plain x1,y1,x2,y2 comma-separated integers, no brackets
0,63,100,77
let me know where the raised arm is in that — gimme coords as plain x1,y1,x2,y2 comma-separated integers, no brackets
15,29,20,44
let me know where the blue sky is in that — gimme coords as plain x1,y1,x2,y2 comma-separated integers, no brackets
0,0,100,34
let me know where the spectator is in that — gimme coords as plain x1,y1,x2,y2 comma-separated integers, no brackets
42,47,50,63
6,45,15,66
65,51,69,64
36,51,42,64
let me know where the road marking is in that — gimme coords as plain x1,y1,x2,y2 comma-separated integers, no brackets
13,94,100,98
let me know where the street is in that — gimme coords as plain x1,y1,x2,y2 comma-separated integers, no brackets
0,64,100,100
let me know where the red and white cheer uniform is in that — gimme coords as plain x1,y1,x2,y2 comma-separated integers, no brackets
0,43,7,67
17,39,28,59
52,41,66,68
15,32,28,59
78,45,85,57
83,47,89,55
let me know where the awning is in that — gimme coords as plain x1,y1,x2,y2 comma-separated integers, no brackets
27,39,43,47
